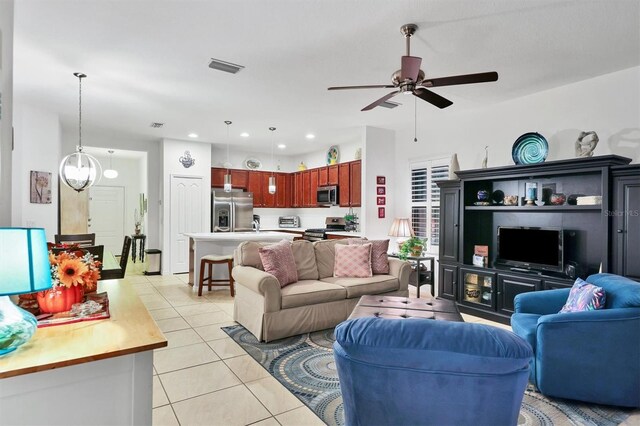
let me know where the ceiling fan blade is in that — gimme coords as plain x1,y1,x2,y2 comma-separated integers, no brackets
413,88,453,109
401,56,422,81
328,84,395,90
422,71,499,88
361,90,400,111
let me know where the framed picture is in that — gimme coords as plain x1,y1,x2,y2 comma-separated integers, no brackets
378,207,385,219
30,171,52,204
377,197,385,205
377,186,386,195
376,176,386,185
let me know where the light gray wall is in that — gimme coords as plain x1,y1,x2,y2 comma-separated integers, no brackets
0,0,14,226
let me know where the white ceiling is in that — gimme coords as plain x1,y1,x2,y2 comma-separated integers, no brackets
13,0,640,155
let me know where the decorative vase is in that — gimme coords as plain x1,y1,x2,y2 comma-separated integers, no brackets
449,153,460,179
410,245,423,256
550,193,567,205
37,286,84,314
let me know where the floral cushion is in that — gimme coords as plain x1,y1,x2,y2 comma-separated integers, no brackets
258,240,298,288
559,278,606,313
348,239,390,274
334,243,373,278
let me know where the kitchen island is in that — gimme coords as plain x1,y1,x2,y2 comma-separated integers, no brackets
185,231,296,286
0,280,167,425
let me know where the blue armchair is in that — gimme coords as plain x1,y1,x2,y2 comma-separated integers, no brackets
334,317,532,426
511,273,640,407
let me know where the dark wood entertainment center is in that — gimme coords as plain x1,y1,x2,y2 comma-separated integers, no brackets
437,155,640,324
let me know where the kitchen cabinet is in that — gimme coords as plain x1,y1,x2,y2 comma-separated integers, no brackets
302,171,312,207
293,172,303,208
276,173,289,208
328,165,339,185
211,168,225,187
339,160,361,207
231,170,249,189
319,167,328,186
262,172,276,207
310,169,319,207
247,171,263,207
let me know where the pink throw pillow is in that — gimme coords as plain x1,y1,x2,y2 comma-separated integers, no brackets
348,239,390,274
258,240,298,287
334,243,373,278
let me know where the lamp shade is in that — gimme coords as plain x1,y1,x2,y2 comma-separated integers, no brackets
0,228,52,295
388,218,415,238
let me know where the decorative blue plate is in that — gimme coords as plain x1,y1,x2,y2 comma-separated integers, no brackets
512,132,548,165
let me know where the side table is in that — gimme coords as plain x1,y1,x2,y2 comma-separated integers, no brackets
388,254,435,298
131,234,146,263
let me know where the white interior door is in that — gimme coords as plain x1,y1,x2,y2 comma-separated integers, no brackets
170,176,203,273
89,186,125,254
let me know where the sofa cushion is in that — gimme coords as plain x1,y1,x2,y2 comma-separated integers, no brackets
586,273,640,309
334,243,373,278
348,239,390,274
281,280,347,309
291,240,319,280
259,240,298,288
314,239,349,279
235,241,266,270
323,275,399,298
559,278,606,313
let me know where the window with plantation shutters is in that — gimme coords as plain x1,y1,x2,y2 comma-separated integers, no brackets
410,158,449,251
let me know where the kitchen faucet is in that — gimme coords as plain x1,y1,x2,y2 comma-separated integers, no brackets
252,219,260,232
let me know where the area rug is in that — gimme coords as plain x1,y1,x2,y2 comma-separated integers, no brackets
222,325,633,426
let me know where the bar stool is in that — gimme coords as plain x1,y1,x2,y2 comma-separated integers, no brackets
198,255,235,297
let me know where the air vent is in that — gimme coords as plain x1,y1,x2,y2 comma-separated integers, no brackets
380,100,401,109
150,122,164,128
208,58,245,74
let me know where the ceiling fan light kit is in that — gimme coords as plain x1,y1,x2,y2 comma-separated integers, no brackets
59,72,102,192
328,23,499,111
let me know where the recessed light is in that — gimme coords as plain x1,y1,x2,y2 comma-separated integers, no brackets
188,133,198,138
240,132,249,138
277,144,286,149
305,134,315,140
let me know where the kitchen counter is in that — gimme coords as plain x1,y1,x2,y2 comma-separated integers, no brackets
1,280,167,424
326,231,361,237
184,232,296,286
261,227,306,233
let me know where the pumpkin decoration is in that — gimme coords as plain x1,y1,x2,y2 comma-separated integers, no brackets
37,285,84,314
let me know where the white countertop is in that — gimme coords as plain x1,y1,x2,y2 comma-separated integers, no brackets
184,231,296,241
262,227,306,232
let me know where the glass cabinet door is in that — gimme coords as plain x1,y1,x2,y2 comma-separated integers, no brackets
461,269,495,308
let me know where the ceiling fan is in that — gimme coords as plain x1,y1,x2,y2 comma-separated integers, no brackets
328,24,498,111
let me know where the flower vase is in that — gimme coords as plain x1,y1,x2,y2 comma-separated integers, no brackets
37,286,84,314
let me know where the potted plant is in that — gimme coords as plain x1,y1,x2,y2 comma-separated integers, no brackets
398,237,428,260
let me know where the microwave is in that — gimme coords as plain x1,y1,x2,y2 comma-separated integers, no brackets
317,186,338,206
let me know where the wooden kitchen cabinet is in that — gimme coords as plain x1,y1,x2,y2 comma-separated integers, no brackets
292,172,303,208
231,169,249,189
328,165,339,185
302,171,312,207
310,168,319,207
339,160,361,207
262,172,276,207
319,167,328,186
247,171,263,207
211,168,225,187
276,173,289,208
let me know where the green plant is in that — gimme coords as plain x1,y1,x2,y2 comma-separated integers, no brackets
398,237,428,260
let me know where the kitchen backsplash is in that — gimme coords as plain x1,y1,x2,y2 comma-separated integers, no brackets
255,206,361,229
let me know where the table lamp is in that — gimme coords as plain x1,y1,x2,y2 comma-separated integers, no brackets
0,228,52,356
388,218,415,252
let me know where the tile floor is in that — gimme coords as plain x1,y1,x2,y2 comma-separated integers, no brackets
123,263,639,426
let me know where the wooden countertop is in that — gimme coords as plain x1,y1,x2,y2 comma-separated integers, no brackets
0,280,167,379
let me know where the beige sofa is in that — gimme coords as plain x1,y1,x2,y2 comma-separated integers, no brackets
232,239,411,342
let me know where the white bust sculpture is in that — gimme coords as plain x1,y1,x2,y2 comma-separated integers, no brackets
575,131,599,157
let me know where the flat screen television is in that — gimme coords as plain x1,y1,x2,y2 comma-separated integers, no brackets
496,226,563,273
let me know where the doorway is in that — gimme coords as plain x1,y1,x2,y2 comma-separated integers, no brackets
89,185,125,254
170,175,204,273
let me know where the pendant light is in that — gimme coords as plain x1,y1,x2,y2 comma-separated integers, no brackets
103,150,118,179
59,72,101,192
268,127,276,194
224,120,232,192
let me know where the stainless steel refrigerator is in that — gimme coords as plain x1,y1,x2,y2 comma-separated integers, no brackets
211,191,254,232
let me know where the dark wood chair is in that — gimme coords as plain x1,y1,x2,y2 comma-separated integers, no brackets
119,236,132,276
52,244,104,271
54,233,96,248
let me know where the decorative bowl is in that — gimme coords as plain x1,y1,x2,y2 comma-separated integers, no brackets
550,193,567,205
512,132,549,165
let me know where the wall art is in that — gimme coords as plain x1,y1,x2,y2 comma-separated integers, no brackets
376,176,386,185
378,207,385,219
377,197,385,205
30,171,52,204
377,186,386,195
179,150,195,168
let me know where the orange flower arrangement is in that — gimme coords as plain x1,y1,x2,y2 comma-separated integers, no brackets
48,244,102,292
